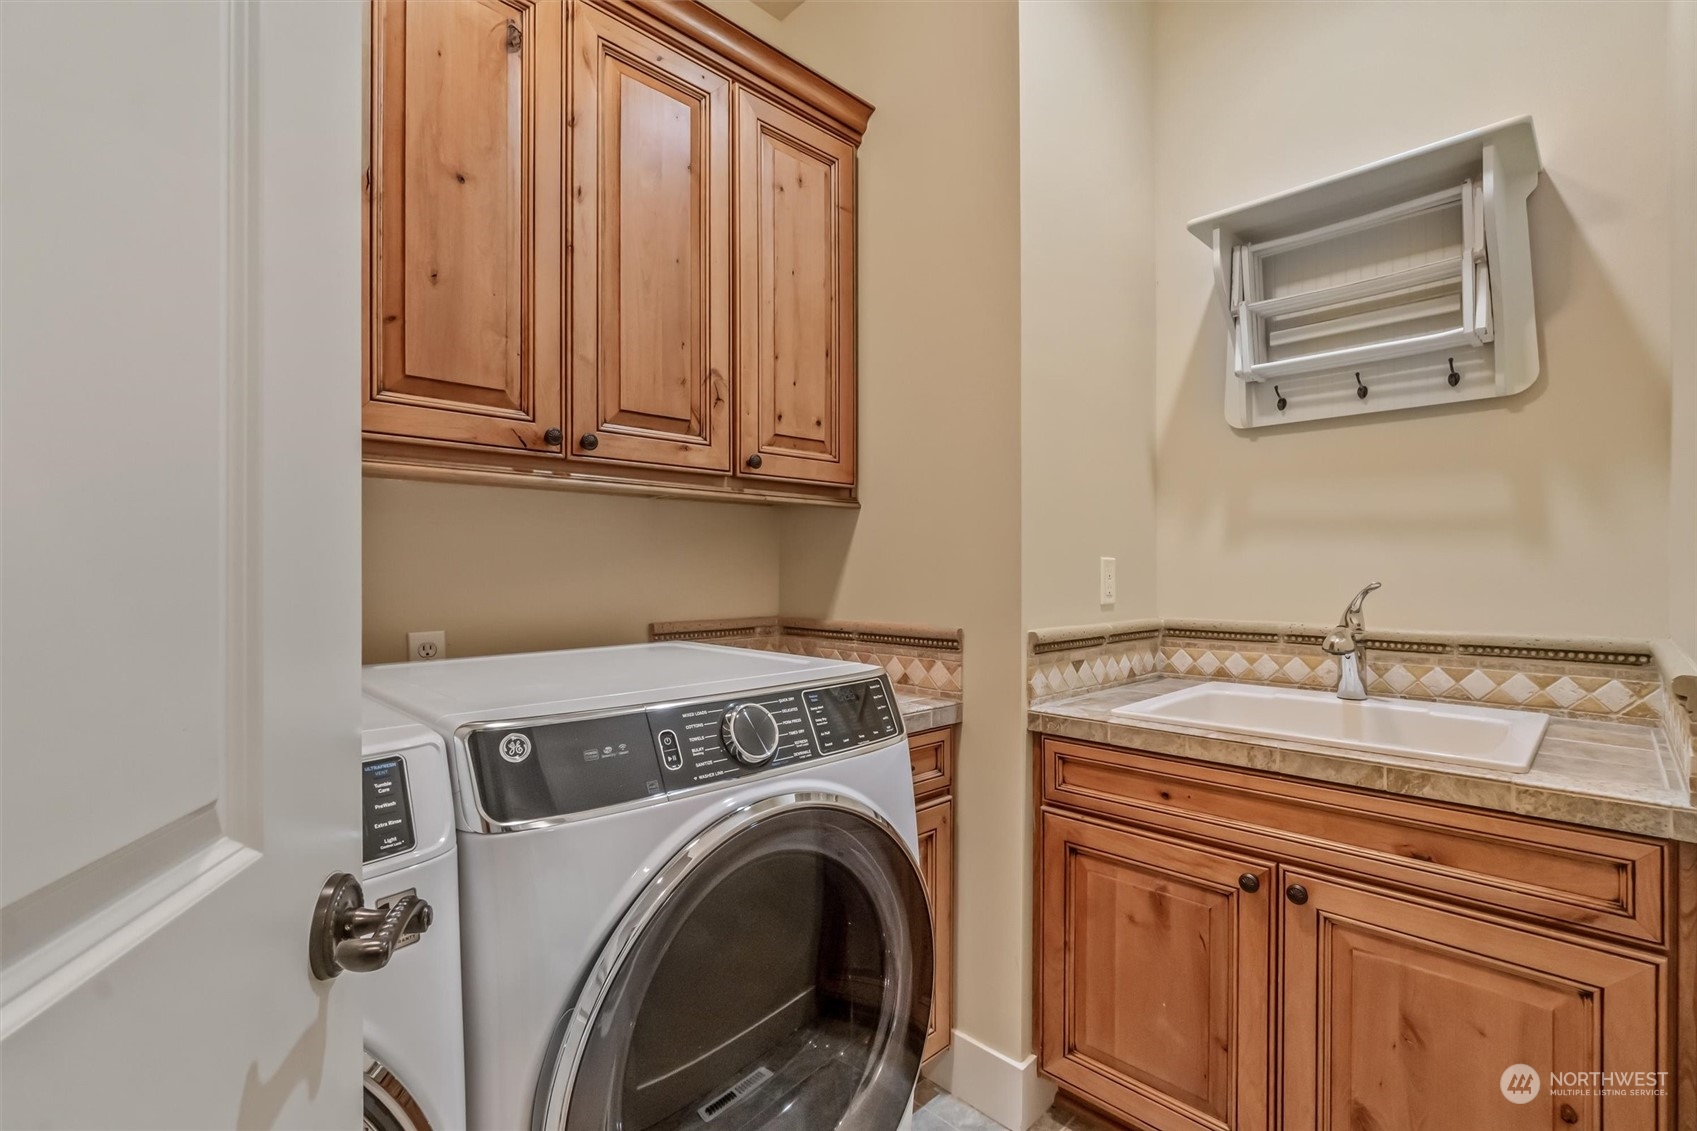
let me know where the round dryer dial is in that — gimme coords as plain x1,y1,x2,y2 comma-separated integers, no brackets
721,702,780,766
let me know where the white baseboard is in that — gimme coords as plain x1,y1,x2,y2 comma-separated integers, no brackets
921,1030,1056,1130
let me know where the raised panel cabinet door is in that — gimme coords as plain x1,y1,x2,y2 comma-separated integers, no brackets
915,796,955,1063
1281,872,1666,1131
1039,813,1273,1131
368,0,564,451
735,90,856,485
568,2,731,472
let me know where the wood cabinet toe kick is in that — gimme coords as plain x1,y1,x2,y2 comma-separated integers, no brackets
1034,734,1688,1131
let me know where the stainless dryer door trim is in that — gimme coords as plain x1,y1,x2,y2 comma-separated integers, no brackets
531,791,930,1131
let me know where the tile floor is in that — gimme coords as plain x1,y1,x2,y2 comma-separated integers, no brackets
912,1078,1121,1131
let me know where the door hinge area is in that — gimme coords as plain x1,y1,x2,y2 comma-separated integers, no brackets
506,20,522,52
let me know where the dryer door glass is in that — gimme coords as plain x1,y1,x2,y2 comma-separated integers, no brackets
540,797,932,1131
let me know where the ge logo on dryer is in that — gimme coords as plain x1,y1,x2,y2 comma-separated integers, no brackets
498,733,533,763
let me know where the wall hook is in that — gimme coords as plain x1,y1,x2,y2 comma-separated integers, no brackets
1447,358,1460,388
1355,372,1368,400
1274,386,1287,412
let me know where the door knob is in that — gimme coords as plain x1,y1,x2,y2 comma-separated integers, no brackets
745,453,763,470
544,428,563,447
1238,873,1260,893
309,872,432,980
580,433,599,451
1285,883,1309,905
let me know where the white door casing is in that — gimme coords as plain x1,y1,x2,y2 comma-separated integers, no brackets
1,2,364,1128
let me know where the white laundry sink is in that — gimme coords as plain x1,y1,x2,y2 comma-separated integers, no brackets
1110,682,1548,772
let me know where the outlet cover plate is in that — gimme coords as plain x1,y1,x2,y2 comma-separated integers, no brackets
407,630,446,662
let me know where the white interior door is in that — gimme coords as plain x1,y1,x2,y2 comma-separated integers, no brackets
1,2,365,1128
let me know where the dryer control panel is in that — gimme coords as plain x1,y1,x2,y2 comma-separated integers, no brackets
361,755,416,863
462,675,903,826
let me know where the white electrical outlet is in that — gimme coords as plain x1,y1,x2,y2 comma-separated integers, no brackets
407,630,446,662
1099,557,1117,606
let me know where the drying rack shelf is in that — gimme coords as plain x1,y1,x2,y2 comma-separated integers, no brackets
1189,117,1541,430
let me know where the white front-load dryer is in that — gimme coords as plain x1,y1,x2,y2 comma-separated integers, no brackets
364,643,931,1131
361,698,467,1131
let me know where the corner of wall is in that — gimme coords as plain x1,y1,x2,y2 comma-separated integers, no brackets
1670,0,1697,658
1017,0,1159,633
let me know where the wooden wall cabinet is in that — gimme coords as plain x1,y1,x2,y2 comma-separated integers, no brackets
910,725,956,1065
364,0,872,503
367,0,563,452
1036,737,1680,1131
735,89,857,486
568,2,731,473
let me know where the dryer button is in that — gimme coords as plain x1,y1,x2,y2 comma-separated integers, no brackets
658,729,684,771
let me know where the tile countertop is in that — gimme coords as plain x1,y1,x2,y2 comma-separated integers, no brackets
894,690,961,733
1029,675,1697,843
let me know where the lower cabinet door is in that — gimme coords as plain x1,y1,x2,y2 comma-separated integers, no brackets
1039,812,1273,1131
1280,871,1666,1131
915,796,954,1063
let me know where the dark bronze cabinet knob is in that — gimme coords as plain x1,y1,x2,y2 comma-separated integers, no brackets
745,453,763,470
1286,883,1309,905
580,433,599,451
1559,1105,1578,1125
1238,873,1259,894
543,428,563,446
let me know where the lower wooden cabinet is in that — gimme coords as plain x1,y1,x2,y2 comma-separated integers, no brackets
1035,737,1677,1131
910,725,956,1065
915,795,954,1064
1039,813,1272,1131
1281,872,1664,1131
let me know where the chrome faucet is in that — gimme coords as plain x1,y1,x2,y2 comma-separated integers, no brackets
1321,582,1381,701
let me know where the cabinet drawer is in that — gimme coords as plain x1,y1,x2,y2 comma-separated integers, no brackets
909,726,954,801
1041,737,1668,947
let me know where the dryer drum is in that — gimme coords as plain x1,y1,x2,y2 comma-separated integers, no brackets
535,794,933,1131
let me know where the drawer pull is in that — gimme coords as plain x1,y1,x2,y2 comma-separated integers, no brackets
1286,883,1309,905
1238,873,1260,894
1560,1104,1578,1125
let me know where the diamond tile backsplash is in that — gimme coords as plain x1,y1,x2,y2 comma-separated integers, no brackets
1029,620,1666,725
651,617,964,698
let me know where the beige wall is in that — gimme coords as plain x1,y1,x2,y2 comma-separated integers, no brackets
704,0,1031,1062
361,479,778,663
1020,0,1156,630
1672,1,1697,658
1152,1,1672,639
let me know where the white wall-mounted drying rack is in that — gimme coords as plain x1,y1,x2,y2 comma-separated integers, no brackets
1188,117,1542,430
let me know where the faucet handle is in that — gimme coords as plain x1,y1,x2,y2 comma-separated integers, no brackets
1343,581,1381,622
1323,582,1381,660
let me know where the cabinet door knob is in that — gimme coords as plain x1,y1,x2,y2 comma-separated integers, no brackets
745,453,763,470
543,428,563,446
1238,873,1260,894
580,433,599,451
1559,1105,1579,1125
1285,883,1309,905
